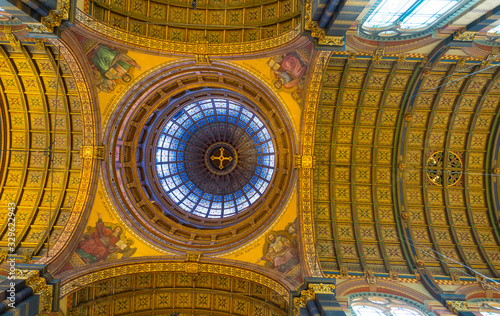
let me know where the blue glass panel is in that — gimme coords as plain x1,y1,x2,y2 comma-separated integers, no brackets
186,181,195,190
176,152,183,160
175,128,184,138
188,193,199,203
182,119,193,129
256,146,263,154
170,189,183,202
171,139,179,149
228,102,240,111
250,121,259,131
189,125,197,133
228,117,237,124
204,109,215,116
182,199,196,209
488,24,500,34
249,193,259,203
401,0,459,30
237,201,249,211
224,200,235,207
218,115,226,122
173,175,182,185
252,135,260,144
173,110,184,120
257,157,263,164
250,176,258,185
260,181,269,193
203,193,212,200
255,166,262,175
236,196,246,205
180,173,188,181
246,127,254,135
194,209,208,217
179,185,189,195
234,190,243,198
263,156,270,166
237,121,246,129
169,164,177,174
212,202,222,209
240,114,250,123
229,110,239,117
177,113,188,124
224,208,235,216
178,142,186,150
262,143,268,153
216,108,227,114
177,163,184,172
194,188,203,196
193,112,203,121
243,184,251,192
214,195,223,202
207,116,216,123
224,194,233,201
198,119,206,126
182,133,191,141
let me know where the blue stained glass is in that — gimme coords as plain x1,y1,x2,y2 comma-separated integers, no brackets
188,193,199,203
488,24,500,34
179,185,189,195
204,109,215,116
251,176,258,184
237,121,246,129
255,166,262,175
182,119,193,129
240,114,250,123
177,113,188,124
173,175,182,185
156,98,276,217
171,139,179,149
363,0,417,28
169,164,177,174
212,202,222,209
237,201,249,211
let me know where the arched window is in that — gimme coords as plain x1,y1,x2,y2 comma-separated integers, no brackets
480,302,500,316
359,0,478,39
350,295,430,316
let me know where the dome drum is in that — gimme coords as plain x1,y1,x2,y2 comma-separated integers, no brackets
103,63,296,254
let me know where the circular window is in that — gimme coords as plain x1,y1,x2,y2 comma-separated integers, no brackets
155,98,276,218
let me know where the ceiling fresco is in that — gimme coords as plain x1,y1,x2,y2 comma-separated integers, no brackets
312,54,500,278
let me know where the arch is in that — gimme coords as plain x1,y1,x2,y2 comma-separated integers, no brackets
348,292,433,316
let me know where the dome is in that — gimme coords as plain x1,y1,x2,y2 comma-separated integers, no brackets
155,98,276,218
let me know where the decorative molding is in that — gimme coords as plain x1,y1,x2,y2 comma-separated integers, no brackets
300,51,331,278
453,29,476,42
447,301,469,314
26,0,70,33
16,269,54,312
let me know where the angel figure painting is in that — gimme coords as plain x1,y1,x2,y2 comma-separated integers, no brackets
258,219,302,282
75,213,137,264
267,43,312,103
86,43,141,93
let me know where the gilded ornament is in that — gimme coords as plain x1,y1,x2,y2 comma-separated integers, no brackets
453,29,476,41
402,212,409,219
416,259,425,267
447,301,469,314
405,114,412,121
339,266,348,277
303,2,344,47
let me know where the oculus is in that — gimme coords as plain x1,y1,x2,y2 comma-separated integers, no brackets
155,98,276,218
426,151,462,186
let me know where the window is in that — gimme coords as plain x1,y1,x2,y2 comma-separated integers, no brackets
155,98,276,218
359,0,476,38
480,302,500,316
351,295,428,316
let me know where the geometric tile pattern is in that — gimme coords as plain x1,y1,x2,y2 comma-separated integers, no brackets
68,272,288,316
88,0,300,44
0,43,86,260
313,56,500,277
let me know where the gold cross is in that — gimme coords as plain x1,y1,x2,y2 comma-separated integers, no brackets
210,148,233,170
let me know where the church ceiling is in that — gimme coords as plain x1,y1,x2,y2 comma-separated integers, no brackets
313,55,500,278
83,0,299,45
68,271,288,316
0,41,96,263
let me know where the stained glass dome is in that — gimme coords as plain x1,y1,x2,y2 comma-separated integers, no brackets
155,98,276,218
